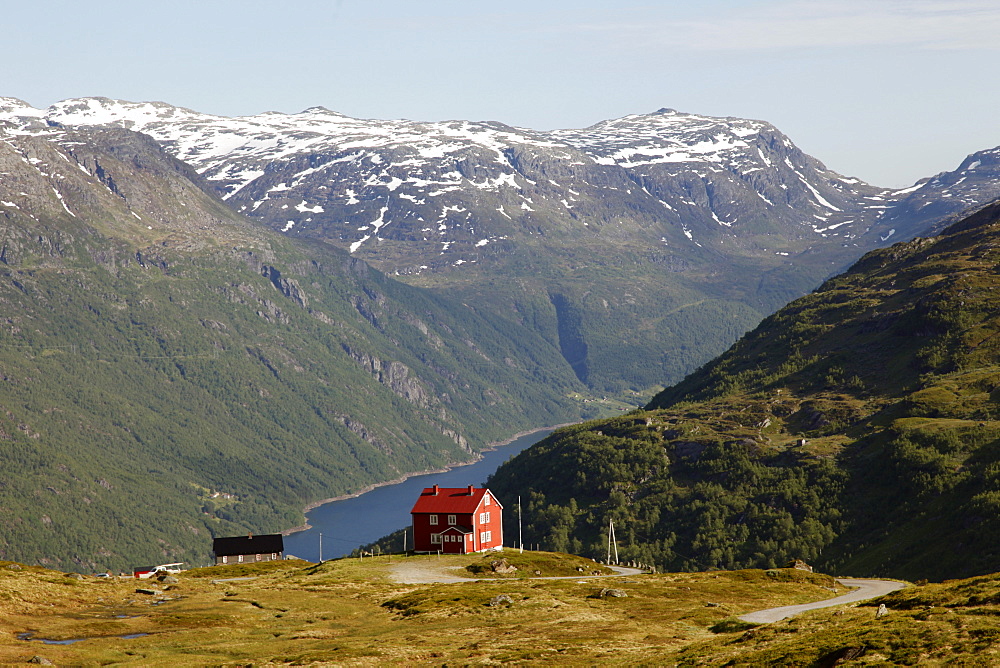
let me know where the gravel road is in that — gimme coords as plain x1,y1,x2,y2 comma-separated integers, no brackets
738,578,908,623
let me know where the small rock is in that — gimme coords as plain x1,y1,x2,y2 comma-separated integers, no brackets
534,570,541,576
66,572,85,580
598,588,628,598
135,588,159,596
489,558,518,574
157,574,180,584
7,563,22,571
488,594,514,607
705,602,720,607
876,603,889,618
28,657,54,665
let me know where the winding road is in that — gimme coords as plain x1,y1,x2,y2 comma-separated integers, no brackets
389,562,906,624
738,578,908,623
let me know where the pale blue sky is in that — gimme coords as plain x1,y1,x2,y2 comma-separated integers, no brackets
9,0,1000,187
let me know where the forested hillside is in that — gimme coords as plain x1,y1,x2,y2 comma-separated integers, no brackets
489,198,1000,581
0,123,590,572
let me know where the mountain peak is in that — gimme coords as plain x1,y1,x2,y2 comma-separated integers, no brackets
299,105,342,116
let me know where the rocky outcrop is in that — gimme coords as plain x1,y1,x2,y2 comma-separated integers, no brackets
342,345,436,409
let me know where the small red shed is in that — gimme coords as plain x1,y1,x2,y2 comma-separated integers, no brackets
410,484,503,554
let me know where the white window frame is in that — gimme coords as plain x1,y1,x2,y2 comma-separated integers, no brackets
431,533,441,544
429,514,438,525
447,514,456,525
484,494,490,506
238,554,244,563
222,555,228,564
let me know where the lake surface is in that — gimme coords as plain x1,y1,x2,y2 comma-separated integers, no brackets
283,428,554,561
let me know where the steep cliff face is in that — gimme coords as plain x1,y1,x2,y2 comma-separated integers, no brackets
0,119,589,571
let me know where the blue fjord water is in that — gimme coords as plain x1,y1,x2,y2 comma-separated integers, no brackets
282,428,554,561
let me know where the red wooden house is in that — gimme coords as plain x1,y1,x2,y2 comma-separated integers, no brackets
410,484,503,554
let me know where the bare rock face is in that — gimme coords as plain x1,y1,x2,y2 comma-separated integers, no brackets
343,345,436,409
490,558,518,574
786,559,814,572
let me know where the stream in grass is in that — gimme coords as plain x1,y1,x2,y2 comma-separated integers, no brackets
283,428,555,561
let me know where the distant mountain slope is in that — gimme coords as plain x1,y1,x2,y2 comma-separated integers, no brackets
489,198,1000,581
0,97,932,394
0,119,589,572
866,145,1000,244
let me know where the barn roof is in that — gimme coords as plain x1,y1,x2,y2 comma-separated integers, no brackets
410,486,501,514
213,533,284,556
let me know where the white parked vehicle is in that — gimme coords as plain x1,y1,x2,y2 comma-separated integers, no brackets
149,562,184,575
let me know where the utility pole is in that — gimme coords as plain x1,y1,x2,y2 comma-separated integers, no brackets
518,495,523,554
319,532,323,563
607,519,619,566
403,527,407,554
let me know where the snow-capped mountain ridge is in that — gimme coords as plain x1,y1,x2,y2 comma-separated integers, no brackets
1,97,897,271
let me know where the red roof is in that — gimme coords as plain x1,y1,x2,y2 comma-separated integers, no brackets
410,486,500,514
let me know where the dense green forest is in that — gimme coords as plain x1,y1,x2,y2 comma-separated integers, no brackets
489,200,1000,581
0,125,593,572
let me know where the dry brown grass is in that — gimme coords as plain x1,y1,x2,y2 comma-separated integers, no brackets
0,556,851,666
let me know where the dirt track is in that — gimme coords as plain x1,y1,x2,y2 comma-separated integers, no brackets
738,578,908,623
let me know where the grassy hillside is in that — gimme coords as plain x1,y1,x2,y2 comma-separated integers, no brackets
489,198,1000,581
0,554,853,666
0,125,593,572
13,552,1000,665
678,574,1000,666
